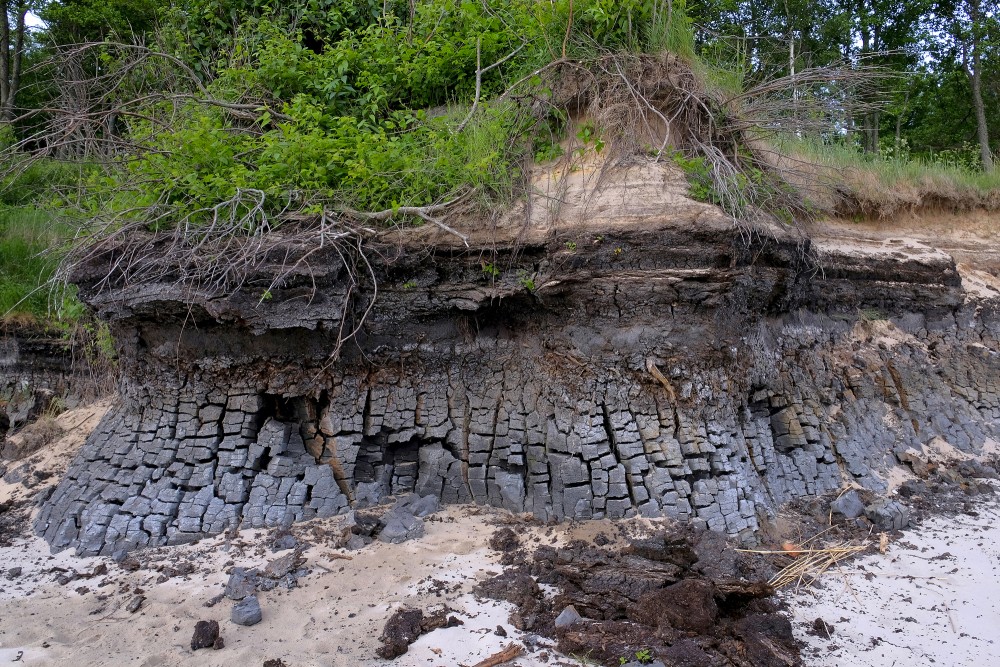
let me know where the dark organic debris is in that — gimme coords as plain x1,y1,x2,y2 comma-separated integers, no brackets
477,528,800,667
376,607,423,660
190,620,220,651
489,527,520,553
809,617,835,639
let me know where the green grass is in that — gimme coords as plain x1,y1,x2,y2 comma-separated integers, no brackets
769,137,1000,215
0,206,75,321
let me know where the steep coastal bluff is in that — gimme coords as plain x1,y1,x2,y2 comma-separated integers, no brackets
34,160,1000,556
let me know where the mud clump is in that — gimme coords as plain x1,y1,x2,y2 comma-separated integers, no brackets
477,527,800,667
489,527,520,553
376,606,463,659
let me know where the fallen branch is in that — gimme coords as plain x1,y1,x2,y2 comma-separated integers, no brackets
470,643,524,667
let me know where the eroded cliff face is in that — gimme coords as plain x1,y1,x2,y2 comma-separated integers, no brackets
1,327,76,448
34,161,1000,556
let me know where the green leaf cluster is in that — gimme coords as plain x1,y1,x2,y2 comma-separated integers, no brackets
86,0,698,227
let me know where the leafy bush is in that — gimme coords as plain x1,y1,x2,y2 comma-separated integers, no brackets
85,0,699,228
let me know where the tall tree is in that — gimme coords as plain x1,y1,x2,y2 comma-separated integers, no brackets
952,0,996,171
0,0,29,121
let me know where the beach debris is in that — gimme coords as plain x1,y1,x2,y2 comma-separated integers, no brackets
376,607,423,659
375,606,463,659
761,542,869,590
809,617,835,639
470,643,524,667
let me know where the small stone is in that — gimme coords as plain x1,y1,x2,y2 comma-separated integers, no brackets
272,534,298,552
263,552,299,578
554,605,583,629
191,620,220,650
232,595,262,626
345,534,370,550
6,567,22,579
494,625,508,637
213,636,225,650
204,593,225,608
225,567,256,600
126,595,145,613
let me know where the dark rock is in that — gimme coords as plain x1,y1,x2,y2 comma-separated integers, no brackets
354,482,385,508
865,498,910,531
347,511,379,537
213,636,225,650
232,595,263,626
494,625,508,637
190,620,220,650
6,567,22,579
262,660,287,667
125,595,145,613
378,509,424,544
830,490,865,519
897,480,928,498
377,607,423,659
225,567,256,600
272,534,299,552
263,552,300,578
344,534,370,550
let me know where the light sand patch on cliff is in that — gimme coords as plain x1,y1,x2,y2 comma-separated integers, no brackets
1,400,109,505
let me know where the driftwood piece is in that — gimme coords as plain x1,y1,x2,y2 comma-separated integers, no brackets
470,643,524,667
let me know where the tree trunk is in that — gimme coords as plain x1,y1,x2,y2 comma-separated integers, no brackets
964,2,994,172
6,3,25,119
0,0,11,111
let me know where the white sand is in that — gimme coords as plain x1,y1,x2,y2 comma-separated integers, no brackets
788,488,1000,666
0,505,588,667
